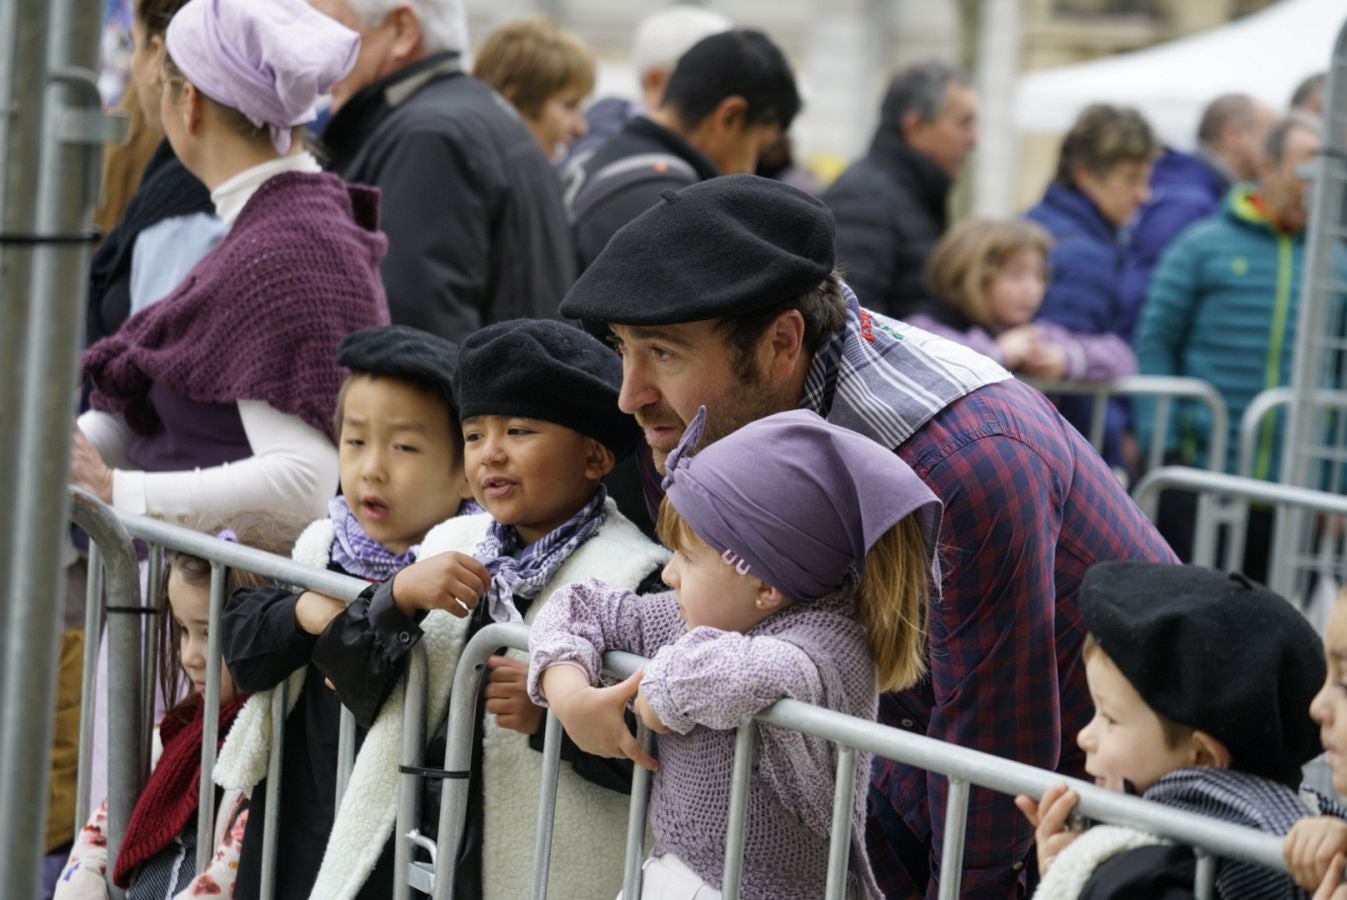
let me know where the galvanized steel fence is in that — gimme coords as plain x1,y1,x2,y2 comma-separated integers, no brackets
67,490,1307,900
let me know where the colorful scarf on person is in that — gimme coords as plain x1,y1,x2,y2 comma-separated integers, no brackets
328,495,419,581
113,692,248,887
474,487,608,623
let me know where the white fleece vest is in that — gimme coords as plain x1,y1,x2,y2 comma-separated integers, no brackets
1032,825,1169,899
480,502,668,900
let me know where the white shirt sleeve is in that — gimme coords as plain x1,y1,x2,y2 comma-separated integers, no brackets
110,400,337,523
76,409,136,470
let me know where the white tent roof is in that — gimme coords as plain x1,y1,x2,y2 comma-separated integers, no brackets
1014,0,1345,147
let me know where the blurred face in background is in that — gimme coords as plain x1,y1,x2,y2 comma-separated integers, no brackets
1260,123,1321,234
131,16,168,129
986,248,1048,330
309,0,422,113
524,86,589,160
904,81,978,179
1075,159,1152,229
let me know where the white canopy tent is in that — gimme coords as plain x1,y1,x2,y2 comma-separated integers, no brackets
1014,0,1344,147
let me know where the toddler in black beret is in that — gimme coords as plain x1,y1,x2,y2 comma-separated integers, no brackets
1016,561,1340,900
1285,585,1347,897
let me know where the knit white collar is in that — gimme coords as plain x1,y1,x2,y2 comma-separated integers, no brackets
211,151,322,228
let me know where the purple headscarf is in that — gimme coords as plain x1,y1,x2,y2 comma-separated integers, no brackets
166,0,359,154
662,407,942,602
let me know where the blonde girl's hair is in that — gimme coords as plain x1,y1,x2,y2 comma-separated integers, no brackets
472,17,596,117
657,498,933,692
924,218,1053,329
155,512,306,717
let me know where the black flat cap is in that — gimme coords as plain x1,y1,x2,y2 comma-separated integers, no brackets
456,319,637,458
559,174,836,325
337,325,460,409
1081,562,1325,783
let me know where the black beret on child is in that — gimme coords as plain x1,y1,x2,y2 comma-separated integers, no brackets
559,174,837,326
337,325,460,410
1080,561,1325,784
456,319,637,458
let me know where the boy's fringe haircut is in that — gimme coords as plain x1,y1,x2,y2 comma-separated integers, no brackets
659,497,930,692
857,515,930,692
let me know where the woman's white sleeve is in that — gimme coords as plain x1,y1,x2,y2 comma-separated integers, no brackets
76,409,135,470
111,400,337,522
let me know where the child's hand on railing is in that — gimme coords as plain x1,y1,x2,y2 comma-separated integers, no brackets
541,665,658,771
485,655,544,735
390,552,488,617
1286,816,1347,892
634,679,670,735
1313,852,1347,900
1013,783,1082,876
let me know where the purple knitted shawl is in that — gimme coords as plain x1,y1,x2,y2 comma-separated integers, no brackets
84,171,389,437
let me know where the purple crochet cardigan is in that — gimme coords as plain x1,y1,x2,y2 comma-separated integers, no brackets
528,578,882,900
84,171,389,437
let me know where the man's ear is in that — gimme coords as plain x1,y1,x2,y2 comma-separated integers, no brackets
583,439,616,481
1190,731,1233,770
900,109,924,144
761,309,806,384
387,5,424,63
710,95,748,136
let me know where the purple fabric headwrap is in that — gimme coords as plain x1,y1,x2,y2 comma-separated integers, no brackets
662,407,942,602
166,0,359,154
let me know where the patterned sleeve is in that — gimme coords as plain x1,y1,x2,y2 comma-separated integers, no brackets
638,629,823,734
1035,321,1138,382
527,578,682,704
175,796,248,898
52,801,110,900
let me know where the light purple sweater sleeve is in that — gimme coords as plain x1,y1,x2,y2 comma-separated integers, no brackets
527,577,684,703
640,629,824,735
1035,320,1138,382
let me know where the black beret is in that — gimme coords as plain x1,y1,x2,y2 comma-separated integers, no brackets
337,325,460,410
1080,562,1325,783
559,174,836,325
456,319,636,458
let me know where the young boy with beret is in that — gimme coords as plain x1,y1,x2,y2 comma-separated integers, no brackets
1017,561,1341,900
309,319,670,900
215,324,476,900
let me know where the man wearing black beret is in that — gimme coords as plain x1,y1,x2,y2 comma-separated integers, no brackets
559,173,1177,899
1020,562,1338,899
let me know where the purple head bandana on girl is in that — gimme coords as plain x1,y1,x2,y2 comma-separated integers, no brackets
661,406,943,602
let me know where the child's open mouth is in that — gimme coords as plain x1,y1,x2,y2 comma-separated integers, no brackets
361,497,391,522
482,477,516,499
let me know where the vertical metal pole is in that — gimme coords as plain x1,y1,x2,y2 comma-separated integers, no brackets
823,746,857,900
393,644,428,900
1087,391,1109,452
937,779,971,900
1192,849,1217,900
336,707,356,806
621,724,655,899
196,563,226,873
74,541,103,824
259,683,287,900
1148,396,1171,472
528,711,564,900
0,0,107,891
720,724,756,900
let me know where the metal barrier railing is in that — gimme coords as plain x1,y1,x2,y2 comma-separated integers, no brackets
68,488,404,900
412,621,1291,900
73,495,1306,900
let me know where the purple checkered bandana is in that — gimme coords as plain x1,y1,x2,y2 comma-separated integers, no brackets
328,495,420,581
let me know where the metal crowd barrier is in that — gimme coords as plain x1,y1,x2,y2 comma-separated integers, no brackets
410,621,1291,900
68,488,405,900
72,492,1306,900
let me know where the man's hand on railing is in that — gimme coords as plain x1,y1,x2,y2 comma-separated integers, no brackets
389,552,488,618
1014,783,1082,877
1286,816,1347,893
485,655,544,735
540,665,658,771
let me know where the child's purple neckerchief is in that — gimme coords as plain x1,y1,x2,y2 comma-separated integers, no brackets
474,486,608,623
328,495,419,581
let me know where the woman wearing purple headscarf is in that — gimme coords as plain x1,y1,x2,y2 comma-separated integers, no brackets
528,407,944,899
71,0,389,525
